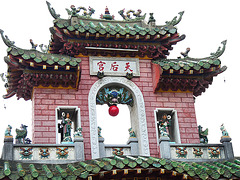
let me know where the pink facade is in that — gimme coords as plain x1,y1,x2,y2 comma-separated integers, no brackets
32,57,199,160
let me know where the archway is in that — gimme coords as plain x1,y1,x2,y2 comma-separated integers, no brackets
88,77,150,159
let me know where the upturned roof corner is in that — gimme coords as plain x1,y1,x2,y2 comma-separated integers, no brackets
0,29,15,47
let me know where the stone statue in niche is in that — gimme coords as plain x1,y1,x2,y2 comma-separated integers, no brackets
61,112,73,142
159,122,168,137
157,113,171,137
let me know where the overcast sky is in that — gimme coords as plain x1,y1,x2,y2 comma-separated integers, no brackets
0,0,239,156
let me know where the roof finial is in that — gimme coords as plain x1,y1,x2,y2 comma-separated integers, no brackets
46,1,60,19
210,40,227,58
100,6,114,20
180,47,190,58
165,11,184,26
30,39,37,49
0,29,15,47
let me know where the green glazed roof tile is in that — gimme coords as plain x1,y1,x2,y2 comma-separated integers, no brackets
73,24,79,29
63,22,69,27
89,21,96,29
99,29,106,34
169,28,177,34
11,48,19,56
198,61,204,66
129,30,136,35
153,27,160,32
56,23,64,28
67,26,75,31
109,30,117,35
183,64,190,70
7,46,81,67
119,30,126,35
41,55,48,61
213,59,221,65
193,64,201,71
89,28,96,34
173,64,180,70
159,29,167,35
78,27,86,33
18,49,24,55
84,25,90,30
188,62,194,67
69,60,78,66
98,22,106,29
203,63,210,69
163,64,170,70
30,53,36,58
58,59,67,66
114,26,120,32
1,157,240,179
169,62,175,67
164,26,169,31
116,23,125,30
7,47,12,53
149,30,156,36
79,20,85,26
125,24,134,30
53,57,59,62
139,30,147,36
76,58,81,63
22,54,30,60
65,57,70,62
95,25,101,31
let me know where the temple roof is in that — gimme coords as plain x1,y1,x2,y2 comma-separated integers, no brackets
0,30,81,100
47,2,185,58
0,2,227,100
6,46,81,67
152,40,227,96
1,156,240,179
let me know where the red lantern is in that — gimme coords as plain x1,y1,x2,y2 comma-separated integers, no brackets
108,105,119,117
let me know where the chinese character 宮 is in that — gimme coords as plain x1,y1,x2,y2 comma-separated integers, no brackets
110,62,119,71
124,62,133,72
97,61,106,71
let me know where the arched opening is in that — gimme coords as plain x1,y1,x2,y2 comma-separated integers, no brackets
96,104,131,144
88,77,150,159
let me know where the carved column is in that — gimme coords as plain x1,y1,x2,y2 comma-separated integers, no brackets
159,136,171,159
220,137,234,160
127,137,139,156
74,137,84,161
98,137,106,158
2,137,14,160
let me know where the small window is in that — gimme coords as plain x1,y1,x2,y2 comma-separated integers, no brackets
154,108,181,144
55,106,81,144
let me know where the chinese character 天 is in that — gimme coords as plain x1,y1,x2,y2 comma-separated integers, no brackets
124,62,133,72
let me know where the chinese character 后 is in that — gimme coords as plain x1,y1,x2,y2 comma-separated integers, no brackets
97,61,106,71
110,62,119,71
124,62,133,72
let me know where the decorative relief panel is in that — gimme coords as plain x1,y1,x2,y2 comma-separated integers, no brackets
89,56,140,76
14,146,75,161
170,145,224,160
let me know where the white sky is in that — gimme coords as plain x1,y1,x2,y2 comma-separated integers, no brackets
0,0,239,156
